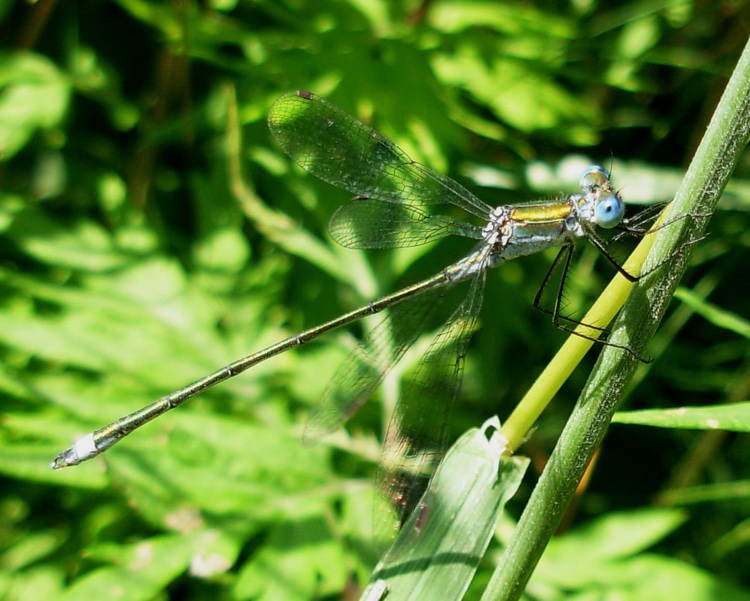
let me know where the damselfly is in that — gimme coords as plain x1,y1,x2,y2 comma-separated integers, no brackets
52,91,634,478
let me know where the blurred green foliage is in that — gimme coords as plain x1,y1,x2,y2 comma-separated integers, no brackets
1,0,749,600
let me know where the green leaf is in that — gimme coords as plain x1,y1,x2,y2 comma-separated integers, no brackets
57,534,199,601
658,481,750,505
233,504,348,601
361,417,528,601
533,510,749,601
5,209,133,272
674,287,750,339
0,52,71,159
102,411,332,532
541,508,686,576
613,402,750,432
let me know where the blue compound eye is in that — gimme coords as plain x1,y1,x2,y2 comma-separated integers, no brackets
595,195,624,229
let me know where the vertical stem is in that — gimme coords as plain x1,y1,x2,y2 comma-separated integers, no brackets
482,34,750,601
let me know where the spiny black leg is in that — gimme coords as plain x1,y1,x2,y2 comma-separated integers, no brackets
533,245,609,335
533,244,648,362
612,206,711,243
533,245,569,316
584,227,639,282
611,203,669,241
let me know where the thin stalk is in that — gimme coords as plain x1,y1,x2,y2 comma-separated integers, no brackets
499,213,660,453
482,34,750,601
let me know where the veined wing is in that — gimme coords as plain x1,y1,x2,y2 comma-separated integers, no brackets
302,275,458,442
268,91,493,220
379,256,488,528
329,198,483,249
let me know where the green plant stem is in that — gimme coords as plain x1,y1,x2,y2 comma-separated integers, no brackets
499,216,659,453
482,34,750,601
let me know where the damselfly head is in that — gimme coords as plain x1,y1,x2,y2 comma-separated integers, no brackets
578,165,625,229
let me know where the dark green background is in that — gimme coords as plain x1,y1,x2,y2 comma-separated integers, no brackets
1,1,749,600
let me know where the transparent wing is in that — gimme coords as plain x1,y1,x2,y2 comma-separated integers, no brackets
268,91,493,220
378,264,488,529
302,278,457,442
273,90,496,533
329,198,483,249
